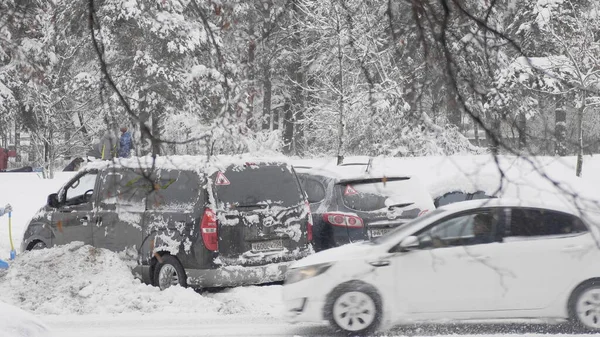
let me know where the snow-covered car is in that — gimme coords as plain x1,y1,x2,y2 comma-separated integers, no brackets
21,155,313,290
0,301,52,337
295,166,434,251
283,198,600,335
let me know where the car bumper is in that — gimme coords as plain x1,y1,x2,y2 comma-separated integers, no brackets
185,261,289,288
283,273,333,324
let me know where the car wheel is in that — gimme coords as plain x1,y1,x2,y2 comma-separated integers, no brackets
153,254,187,290
569,279,600,331
325,281,382,336
27,241,46,251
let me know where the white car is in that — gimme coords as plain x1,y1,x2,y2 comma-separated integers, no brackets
0,301,52,337
283,198,600,335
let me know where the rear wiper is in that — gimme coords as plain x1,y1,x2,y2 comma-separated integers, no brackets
388,202,414,210
235,204,268,209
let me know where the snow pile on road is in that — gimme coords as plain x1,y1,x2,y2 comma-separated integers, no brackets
204,285,284,318
0,242,279,316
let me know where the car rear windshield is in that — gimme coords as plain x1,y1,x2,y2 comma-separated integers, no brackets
213,164,303,209
339,177,428,212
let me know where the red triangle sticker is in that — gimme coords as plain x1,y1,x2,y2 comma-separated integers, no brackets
344,185,358,196
215,171,231,186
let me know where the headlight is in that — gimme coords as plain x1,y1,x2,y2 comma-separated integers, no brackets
285,263,332,284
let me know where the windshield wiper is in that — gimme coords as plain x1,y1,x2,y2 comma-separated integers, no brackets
388,202,414,210
235,203,268,209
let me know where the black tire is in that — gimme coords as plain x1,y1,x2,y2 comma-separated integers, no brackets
568,279,600,332
153,254,187,290
27,240,47,251
325,281,383,336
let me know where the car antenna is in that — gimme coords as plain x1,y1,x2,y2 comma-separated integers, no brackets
365,158,372,173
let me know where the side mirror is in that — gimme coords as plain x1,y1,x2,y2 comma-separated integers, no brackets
47,193,59,208
398,235,420,251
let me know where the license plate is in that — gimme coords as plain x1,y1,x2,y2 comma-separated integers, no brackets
370,228,391,238
252,239,284,252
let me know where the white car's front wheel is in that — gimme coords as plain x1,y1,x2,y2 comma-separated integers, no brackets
569,279,600,331
326,281,382,336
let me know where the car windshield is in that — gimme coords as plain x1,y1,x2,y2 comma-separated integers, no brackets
372,208,447,245
213,164,303,209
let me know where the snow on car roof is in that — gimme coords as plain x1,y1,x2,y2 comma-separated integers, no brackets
436,197,583,216
84,154,293,175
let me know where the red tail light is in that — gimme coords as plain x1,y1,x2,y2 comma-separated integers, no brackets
305,201,313,242
201,208,218,251
323,213,364,228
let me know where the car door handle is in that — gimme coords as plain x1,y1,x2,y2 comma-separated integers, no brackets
470,255,490,261
369,260,390,267
561,245,585,252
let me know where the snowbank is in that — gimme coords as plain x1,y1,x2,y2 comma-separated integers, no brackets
0,242,282,317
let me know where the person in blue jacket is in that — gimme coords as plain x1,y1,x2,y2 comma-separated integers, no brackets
118,127,134,158
0,204,12,216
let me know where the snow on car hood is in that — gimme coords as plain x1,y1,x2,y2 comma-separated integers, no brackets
290,241,376,269
0,300,53,337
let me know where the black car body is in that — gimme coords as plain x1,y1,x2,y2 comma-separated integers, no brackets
21,156,313,289
295,167,435,251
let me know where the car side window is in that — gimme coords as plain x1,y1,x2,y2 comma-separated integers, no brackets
65,173,98,206
416,209,501,249
299,177,326,203
506,208,587,239
434,191,469,207
100,170,151,207
147,170,202,211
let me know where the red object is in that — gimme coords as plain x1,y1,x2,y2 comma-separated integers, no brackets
0,148,17,170
323,213,364,228
201,208,219,251
305,201,313,242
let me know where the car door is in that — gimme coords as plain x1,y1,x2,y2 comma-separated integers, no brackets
51,171,98,246
93,169,147,252
393,208,507,314
484,207,593,311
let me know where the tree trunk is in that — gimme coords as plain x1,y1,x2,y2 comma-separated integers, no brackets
282,101,294,154
139,89,151,156
262,66,273,130
488,117,501,155
517,112,527,150
576,95,585,177
14,123,21,162
555,108,567,156
447,89,462,129
336,7,344,165
151,105,163,156
291,0,304,156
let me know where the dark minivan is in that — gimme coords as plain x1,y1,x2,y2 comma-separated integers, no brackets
21,156,313,289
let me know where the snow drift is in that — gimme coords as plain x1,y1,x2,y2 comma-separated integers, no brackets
0,242,282,317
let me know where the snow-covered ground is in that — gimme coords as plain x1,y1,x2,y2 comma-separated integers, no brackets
2,154,600,336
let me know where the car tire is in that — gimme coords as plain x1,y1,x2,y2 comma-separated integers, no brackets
27,241,47,251
568,279,600,332
325,281,382,336
153,254,187,290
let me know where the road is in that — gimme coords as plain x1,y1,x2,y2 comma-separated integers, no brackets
45,313,588,337
45,314,330,337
